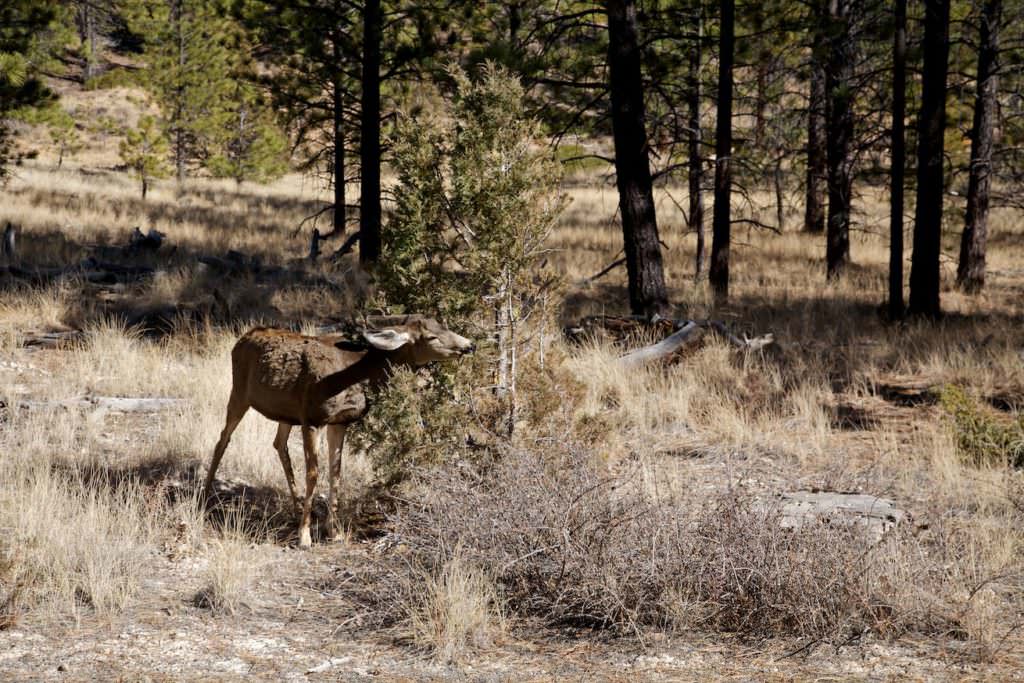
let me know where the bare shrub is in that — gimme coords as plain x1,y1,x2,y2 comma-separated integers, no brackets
389,445,960,640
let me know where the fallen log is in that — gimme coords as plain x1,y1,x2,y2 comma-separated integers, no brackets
22,330,84,349
777,491,908,542
617,318,774,367
618,321,705,367
15,396,186,413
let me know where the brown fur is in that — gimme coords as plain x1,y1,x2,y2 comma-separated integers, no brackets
203,316,474,547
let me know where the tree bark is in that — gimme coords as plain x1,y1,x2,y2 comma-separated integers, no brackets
805,0,827,234
710,0,734,302
173,0,186,187
908,0,951,317
889,0,907,319
332,27,346,239
774,155,785,231
957,0,1001,293
688,0,705,280
606,0,668,316
359,0,382,265
825,0,854,280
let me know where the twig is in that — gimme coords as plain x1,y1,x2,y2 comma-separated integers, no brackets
587,254,626,282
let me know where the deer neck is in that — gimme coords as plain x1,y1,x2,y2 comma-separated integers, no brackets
311,348,409,404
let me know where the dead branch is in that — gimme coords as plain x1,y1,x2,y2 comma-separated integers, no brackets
612,318,774,367
586,254,626,282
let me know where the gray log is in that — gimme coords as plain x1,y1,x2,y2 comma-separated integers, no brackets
16,396,186,413
778,491,908,542
617,319,774,367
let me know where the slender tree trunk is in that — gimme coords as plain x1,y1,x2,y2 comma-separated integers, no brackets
825,0,854,280
774,156,785,231
173,0,186,187
957,0,1000,293
606,0,668,316
889,0,907,319
805,0,827,234
710,0,734,301
141,175,148,200
908,0,951,317
688,0,705,280
332,33,346,238
79,3,97,82
359,0,382,264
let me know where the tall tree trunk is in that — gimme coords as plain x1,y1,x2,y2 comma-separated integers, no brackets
688,0,705,280
889,0,907,319
805,0,827,234
825,0,853,280
606,0,668,316
173,0,186,187
908,0,951,317
957,0,1000,293
78,3,97,82
359,0,382,265
710,0,734,301
332,33,346,238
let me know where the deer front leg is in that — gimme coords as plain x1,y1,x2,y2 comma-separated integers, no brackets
298,424,319,549
325,424,347,541
273,422,300,515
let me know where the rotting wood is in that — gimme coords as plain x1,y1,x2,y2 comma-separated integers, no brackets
596,317,775,367
618,321,706,367
21,330,85,349
777,491,908,542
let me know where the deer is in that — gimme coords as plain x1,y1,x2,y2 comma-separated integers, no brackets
203,315,475,547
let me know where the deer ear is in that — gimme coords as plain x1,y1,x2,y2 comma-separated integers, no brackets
362,328,413,351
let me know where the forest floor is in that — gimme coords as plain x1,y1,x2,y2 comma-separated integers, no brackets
2,83,1024,681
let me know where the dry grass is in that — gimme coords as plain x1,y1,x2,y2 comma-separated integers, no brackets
408,554,504,662
195,508,267,615
1,152,1023,671
0,405,158,625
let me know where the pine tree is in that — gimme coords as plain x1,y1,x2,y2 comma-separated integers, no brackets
125,0,239,185
119,114,171,198
206,83,288,184
0,1,60,180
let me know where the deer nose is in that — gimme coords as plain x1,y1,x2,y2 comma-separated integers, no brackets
462,342,476,355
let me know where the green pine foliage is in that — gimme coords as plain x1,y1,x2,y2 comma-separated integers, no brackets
205,84,288,184
0,1,60,180
125,0,272,182
939,385,1024,468
119,114,171,199
376,63,567,322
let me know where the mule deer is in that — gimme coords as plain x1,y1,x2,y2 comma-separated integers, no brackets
204,315,474,547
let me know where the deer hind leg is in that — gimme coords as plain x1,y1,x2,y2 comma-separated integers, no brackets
273,422,300,515
325,424,347,541
297,423,319,548
204,394,249,504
